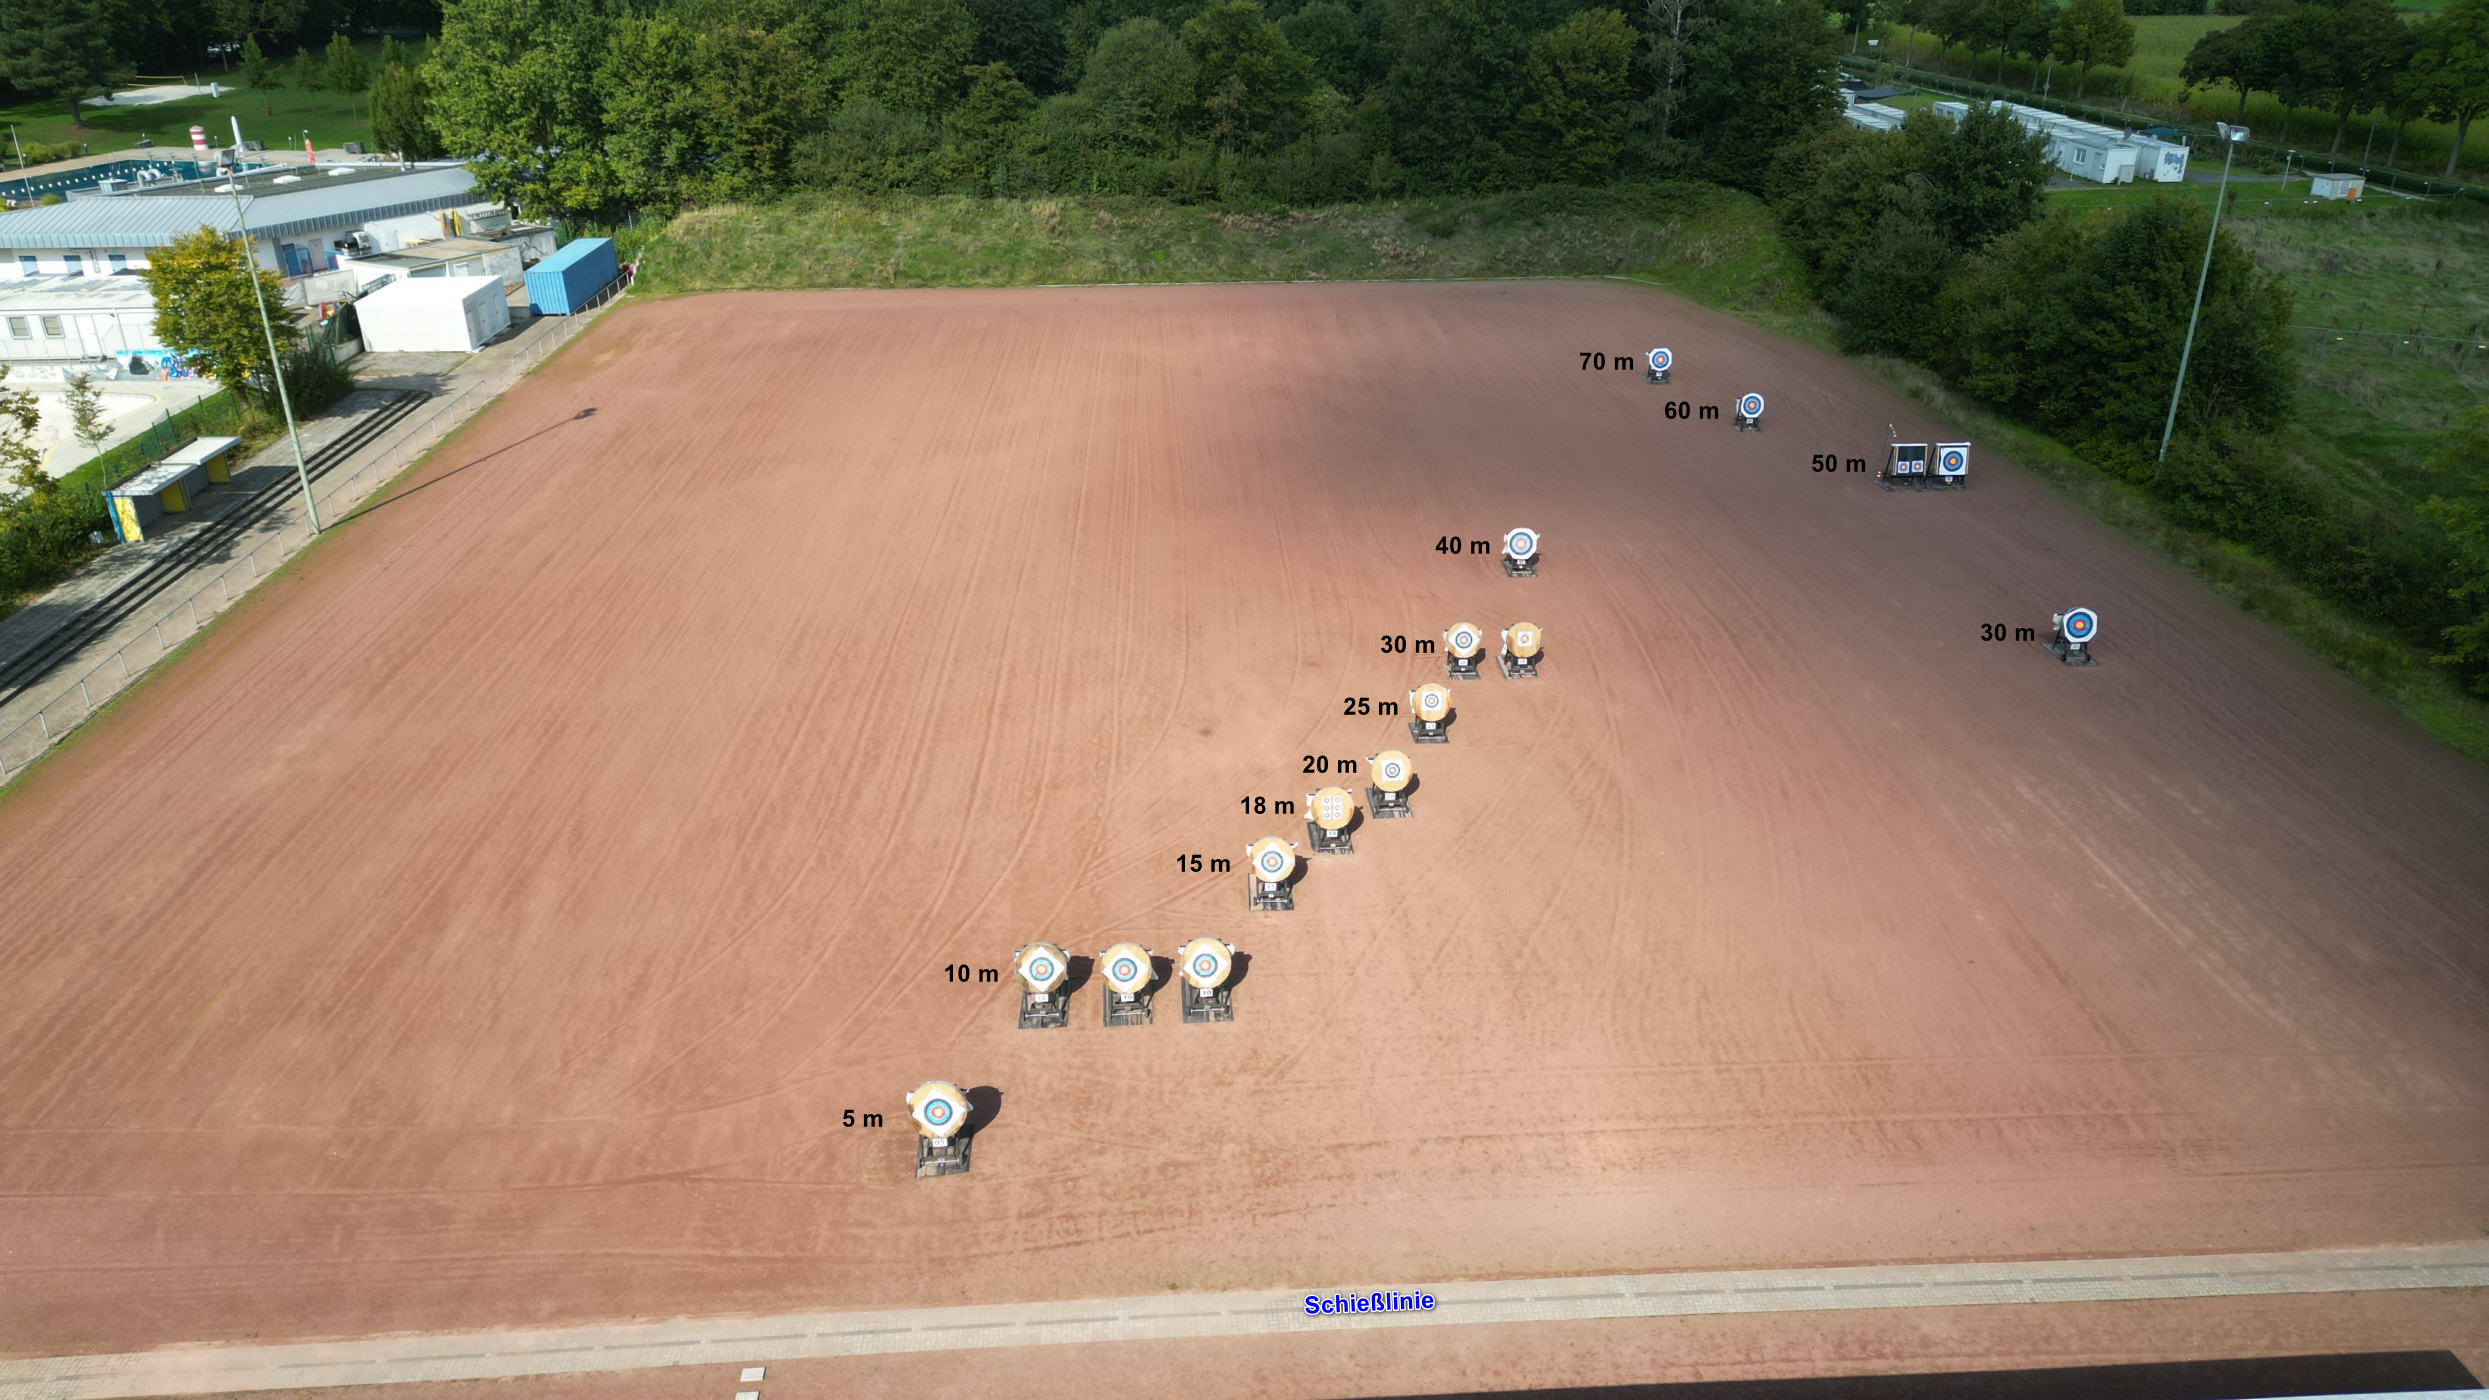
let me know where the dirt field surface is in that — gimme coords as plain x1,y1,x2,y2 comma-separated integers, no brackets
2,282,2486,1368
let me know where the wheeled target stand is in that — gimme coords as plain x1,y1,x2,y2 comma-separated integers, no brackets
1098,942,1155,1026
1442,622,1486,680
1498,622,1543,680
1407,684,1453,743
1733,392,1765,433
1305,785,1357,855
1010,941,1070,1030
1501,527,1540,578
1366,749,1415,819
2049,607,2100,666
1644,346,1672,384
1177,937,1236,1024
907,1080,972,1178
1246,836,1297,911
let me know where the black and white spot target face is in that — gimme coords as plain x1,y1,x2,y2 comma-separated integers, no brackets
1647,347,1671,373
1738,392,1765,419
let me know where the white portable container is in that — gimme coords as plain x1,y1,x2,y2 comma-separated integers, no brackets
353,273,510,353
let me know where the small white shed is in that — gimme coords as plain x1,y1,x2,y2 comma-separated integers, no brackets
2309,173,2366,201
354,274,511,353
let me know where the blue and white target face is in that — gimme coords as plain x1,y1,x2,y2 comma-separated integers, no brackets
1738,392,1765,419
1938,446,1968,474
1647,347,1671,372
2064,609,2096,642
1258,847,1288,876
1110,955,1141,984
922,1097,954,1127
1505,529,1537,557
1191,952,1221,981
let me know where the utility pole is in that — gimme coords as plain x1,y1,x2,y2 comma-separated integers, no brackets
229,115,321,532
2159,122,2249,464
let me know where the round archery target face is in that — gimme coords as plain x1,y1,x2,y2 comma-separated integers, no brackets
1414,685,1448,717
1738,392,1765,419
1449,625,1479,655
1110,955,1140,984
1508,624,1539,654
1257,846,1289,875
2063,608,2097,642
922,1096,954,1127
1505,528,1537,557
1647,347,1671,373
1380,757,1405,782
1939,446,1968,474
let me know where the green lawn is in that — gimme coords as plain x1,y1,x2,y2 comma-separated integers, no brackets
0,39,425,163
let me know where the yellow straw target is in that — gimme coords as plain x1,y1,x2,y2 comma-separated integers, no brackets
1305,783,1357,854
1176,936,1238,1023
1099,941,1156,1026
907,1078,973,1177
1010,941,1071,1029
1442,620,1485,680
1407,682,1453,744
1499,621,1543,679
1366,748,1415,818
1247,835,1298,911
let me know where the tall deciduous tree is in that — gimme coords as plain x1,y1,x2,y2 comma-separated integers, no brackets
964,0,1067,94
826,0,978,115
2182,15,2284,120
2404,0,2489,177
1183,0,1317,151
0,0,120,128
240,34,271,88
1283,2,1377,97
1,368,49,502
430,0,618,218
1080,17,1197,153
1504,8,1637,183
1676,0,1839,188
371,60,446,158
324,32,371,94
2050,0,2134,99
140,228,300,410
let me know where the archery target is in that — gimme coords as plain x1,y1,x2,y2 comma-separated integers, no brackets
1371,750,1412,792
909,1080,968,1137
1445,623,1482,657
1505,622,1541,658
1936,442,1970,476
1411,684,1450,719
1647,347,1672,373
1248,836,1297,883
1309,786,1353,831
1101,942,1151,994
1178,937,1232,990
1504,527,1538,559
2061,608,2097,644
1016,942,1068,992
1737,392,1765,420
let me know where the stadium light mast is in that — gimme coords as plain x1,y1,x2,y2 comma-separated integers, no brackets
2158,121,2249,465
228,116,321,532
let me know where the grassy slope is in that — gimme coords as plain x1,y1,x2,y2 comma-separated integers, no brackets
636,187,2489,759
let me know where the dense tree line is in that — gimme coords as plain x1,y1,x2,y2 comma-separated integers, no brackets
373,0,1838,219
1893,0,2138,99
2181,0,2487,173
0,0,441,118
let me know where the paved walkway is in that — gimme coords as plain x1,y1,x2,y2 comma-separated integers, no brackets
3,1243,2484,1400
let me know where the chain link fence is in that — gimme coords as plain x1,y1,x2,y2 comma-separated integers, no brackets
0,274,635,781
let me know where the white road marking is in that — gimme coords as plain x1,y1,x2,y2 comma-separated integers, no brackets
2,1243,2484,1400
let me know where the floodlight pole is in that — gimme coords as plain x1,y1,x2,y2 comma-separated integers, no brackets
227,127,322,532
2158,124,2245,464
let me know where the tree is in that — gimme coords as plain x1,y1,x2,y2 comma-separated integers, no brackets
0,368,47,502
63,371,109,471
324,32,371,94
940,61,1038,190
964,0,1067,94
1283,2,1377,97
2404,0,2489,177
2051,0,2133,99
2419,406,2489,691
1183,1,1317,151
1969,0,2040,80
371,60,445,158
0,0,120,128
1503,8,1637,183
1080,17,1197,153
691,24,817,198
240,34,271,88
2182,15,2285,120
291,44,320,90
1381,0,1509,189
430,0,619,219
2304,0,2406,155
139,227,299,410
1676,0,1840,188
1643,0,1702,138
826,0,978,115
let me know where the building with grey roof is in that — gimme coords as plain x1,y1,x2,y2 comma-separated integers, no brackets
0,164,495,285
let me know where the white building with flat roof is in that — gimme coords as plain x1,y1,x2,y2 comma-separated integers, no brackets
0,274,163,372
0,165,495,286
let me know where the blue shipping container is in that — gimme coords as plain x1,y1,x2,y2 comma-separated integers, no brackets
525,237,620,316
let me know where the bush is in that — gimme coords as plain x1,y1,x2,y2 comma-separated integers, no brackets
276,339,356,418
0,486,109,602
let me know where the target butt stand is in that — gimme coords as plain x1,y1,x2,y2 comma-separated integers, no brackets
1018,987,1066,1030
1734,392,1765,433
1644,346,1672,384
1497,623,1542,680
1501,527,1540,578
1442,622,1485,680
1246,838,1297,911
907,1081,973,1178
1098,943,1156,1026
1011,942,1070,1030
1179,939,1236,1024
2048,608,2100,666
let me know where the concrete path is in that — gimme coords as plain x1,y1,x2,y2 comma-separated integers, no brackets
3,1243,2484,1400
